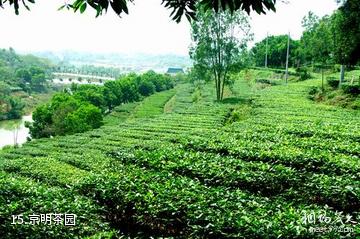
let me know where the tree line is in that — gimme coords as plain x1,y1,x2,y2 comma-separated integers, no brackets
189,0,359,100
26,71,175,138
251,0,360,79
57,63,122,78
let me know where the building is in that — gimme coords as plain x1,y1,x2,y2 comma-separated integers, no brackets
166,67,184,75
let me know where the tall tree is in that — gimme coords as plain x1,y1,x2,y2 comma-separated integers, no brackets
190,7,252,100
333,0,360,66
299,12,334,86
331,0,360,83
251,35,299,69
299,11,320,65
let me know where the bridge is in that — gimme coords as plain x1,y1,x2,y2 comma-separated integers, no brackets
52,72,116,85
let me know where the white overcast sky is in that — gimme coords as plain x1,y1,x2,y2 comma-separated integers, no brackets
0,0,339,56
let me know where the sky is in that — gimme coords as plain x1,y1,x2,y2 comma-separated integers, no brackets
0,0,339,56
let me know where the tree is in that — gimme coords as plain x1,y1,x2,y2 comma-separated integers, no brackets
331,0,360,83
0,82,11,96
52,98,81,135
0,48,53,93
333,0,360,66
62,104,103,135
299,11,321,65
138,79,156,97
27,92,104,138
0,82,24,120
251,35,300,69
190,8,252,100
30,73,47,92
15,68,32,92
142,71,165,92
188,63,212,85
297,12,334,87
15,68,31,83
1,0,276,22
25,103,53,138
0,65,16,86
6,97,25,119
302,15,333,63
298,1,360,84
117,75,141,103
0,83,12,119
73,85,107,112
301,11,319,32
104,81,122,110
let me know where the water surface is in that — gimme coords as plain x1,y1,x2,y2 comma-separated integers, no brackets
0,115,32,149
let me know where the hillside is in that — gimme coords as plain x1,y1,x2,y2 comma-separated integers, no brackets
0,72,359,238
0,48,55,121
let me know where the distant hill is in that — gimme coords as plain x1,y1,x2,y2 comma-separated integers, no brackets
27,50,192,73
0,48,54,91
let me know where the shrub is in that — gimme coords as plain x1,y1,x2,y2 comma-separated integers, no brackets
256,78,280,86
73,85,107,112
0,82,25,120
327,77,340,89
341,84,360,96
63,104,103,134
308,86,320,100
256,79,271,84
296,67,311,81
27,93,103,138
192,87,201,102
350,98,360,109
223,105,252,124
138,80,156,96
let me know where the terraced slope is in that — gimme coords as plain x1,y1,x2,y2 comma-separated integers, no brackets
0,76,359,238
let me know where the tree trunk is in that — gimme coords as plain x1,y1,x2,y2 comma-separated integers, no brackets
214,71,220,101
321,66,324,90
215,74,221,101
285,32,290,84
340,65,345,87
217,75,221,101
220,78,225,100
220,71,228,101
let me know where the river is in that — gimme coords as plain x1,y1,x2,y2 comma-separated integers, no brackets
0,115,32,149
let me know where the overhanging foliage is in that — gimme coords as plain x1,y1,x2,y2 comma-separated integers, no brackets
0,0,277,22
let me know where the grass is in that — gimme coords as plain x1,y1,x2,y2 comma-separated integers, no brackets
328,69,360,84
103,101,140,125
0,69,359,238
129,88,176,119
13,91,55,115
163,95,176,113
307,71,360,109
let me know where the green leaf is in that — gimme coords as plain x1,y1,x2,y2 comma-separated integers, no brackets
121,0,128,14
14,0,19,15
110,0,123,15
57,5,66,11
73,0,83,8
80,2,87,13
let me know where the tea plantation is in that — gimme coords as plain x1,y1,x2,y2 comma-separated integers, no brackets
0,71,359,238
